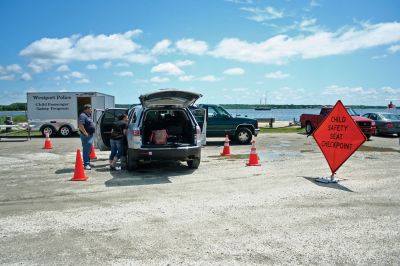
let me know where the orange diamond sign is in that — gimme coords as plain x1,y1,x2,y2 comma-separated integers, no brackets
313,100,367,175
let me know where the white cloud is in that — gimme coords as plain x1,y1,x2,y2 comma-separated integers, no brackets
103,61,112,68
211,22,400,64
56,64,70,72
318,85,400,105
271,87,306,103
19,29,144,71
241,6,283,22
310,0,320,7
198,75,221,82
113,71,134,77
151,62,184,76
179,75,195,82
371,54,387,60
226,0,253,3
21,73,32,81
388,44,400,54
126,54,155,64
150,76,170,83
116,62,130,67
0,65,3,74
75,78,90,84
28,62,44,73
223,67,245,75
322,85,376,96
0,75,14,80
151,39,172,55
231,88,249,92
6,64,22,73
175,60,194,67
87,64,98,70
176,39,208,55
106,81,113,86
70,71,85,79
265,71,289,79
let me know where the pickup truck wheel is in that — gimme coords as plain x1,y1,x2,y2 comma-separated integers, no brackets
305,122,313,135
235,127,252,145
187,157,201,169
41,126,55,137
59,126,72,137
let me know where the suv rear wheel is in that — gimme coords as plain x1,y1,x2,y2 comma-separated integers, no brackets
235,127,252,145
126,150,139,171
187,157,200,169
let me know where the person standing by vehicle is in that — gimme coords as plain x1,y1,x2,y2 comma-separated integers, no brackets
78,104,95,170
109,114,128,170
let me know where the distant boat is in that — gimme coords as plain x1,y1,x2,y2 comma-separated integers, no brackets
254,94,271,110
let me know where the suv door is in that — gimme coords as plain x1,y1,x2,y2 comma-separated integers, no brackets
206,105,235,137
190,107,207,146
95,108,128,151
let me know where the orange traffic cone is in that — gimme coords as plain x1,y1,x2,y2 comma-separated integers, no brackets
71,149,88,181
89,144,97,159
42,131,53,149
246,140,261,166
220,135,233,156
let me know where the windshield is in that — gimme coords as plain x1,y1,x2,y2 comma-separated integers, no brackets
381,113,400,120
346,108,359,116
216,106,232,117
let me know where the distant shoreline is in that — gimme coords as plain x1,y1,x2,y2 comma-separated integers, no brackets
0,103,396,111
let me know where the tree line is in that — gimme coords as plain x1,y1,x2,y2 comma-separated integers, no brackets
0,102,389,111
0,103,26,111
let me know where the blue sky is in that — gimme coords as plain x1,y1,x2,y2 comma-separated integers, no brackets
0,0,399,106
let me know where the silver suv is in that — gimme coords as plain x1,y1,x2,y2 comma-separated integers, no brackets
95,90,205,171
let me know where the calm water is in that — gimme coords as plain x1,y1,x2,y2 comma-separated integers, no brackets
0,109,394,121
0,111,26,117
226,108,391,121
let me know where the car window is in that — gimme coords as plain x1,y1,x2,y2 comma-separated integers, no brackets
369,114,378,120
381,113,400,120
208,106,219,118
216,106,232,117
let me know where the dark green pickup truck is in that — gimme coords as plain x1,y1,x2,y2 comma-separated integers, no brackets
193,104,259,144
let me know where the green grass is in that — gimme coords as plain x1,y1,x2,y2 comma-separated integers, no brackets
0,115,27,124
260,126,305,133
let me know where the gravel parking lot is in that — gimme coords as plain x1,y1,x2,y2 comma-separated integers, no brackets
0,133,399,265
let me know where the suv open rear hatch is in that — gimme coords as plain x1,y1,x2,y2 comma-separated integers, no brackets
139,90,202,108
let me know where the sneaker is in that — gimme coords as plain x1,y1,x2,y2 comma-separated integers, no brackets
84,165,91,170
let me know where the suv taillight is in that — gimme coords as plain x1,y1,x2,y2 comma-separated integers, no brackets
194,125,201,144
132,128,141,136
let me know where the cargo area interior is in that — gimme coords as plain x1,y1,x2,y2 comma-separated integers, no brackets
142,109,194,147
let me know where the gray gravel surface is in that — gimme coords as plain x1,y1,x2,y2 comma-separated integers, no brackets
0,134,399,265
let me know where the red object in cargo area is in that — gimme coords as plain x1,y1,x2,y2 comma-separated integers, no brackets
313,100,367,175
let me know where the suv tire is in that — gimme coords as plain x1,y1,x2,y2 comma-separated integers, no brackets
235,127,252,145
126,150,139,171
187,157,200,169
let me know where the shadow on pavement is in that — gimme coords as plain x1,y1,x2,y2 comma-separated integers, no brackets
205,140,250,147
55,168,75,174
301,176,354,192
104,161,196,187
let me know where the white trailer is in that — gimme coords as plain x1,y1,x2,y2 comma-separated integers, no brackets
27,92,114,137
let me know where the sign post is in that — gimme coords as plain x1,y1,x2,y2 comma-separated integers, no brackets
313,100,367,183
